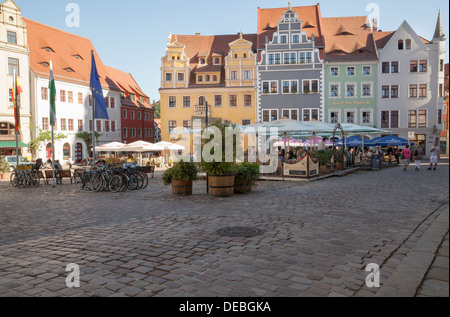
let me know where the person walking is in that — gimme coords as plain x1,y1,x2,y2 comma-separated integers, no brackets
413,145,424,171
428,142,440,171
402,145,411,172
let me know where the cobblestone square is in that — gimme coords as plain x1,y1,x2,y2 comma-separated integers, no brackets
0,162,448,297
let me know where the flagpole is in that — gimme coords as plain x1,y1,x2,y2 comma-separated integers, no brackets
51,124,56,187
92,50,96,166
49,60,56,187
13,70,19,170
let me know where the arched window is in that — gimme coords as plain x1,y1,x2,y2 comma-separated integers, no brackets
405,39,412,50
0,122,15,135
398,40,404,50
199,96,206,106
63,143,71,160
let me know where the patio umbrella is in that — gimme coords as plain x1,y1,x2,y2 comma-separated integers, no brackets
303,137,334,147
335,136,369,147
95,142,126,152
274,138,303,147
123,141,165,165
376,136,409,147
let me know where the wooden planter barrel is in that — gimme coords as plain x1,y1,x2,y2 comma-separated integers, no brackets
208,175,235,197
171,179,193,196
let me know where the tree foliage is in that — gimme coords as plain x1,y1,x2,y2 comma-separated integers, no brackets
29,129,67,151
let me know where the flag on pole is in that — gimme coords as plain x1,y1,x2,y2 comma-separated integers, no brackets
12,71,23,131
49,60,57,126
90,51,109,120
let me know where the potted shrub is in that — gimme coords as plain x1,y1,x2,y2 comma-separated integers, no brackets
200,121,238,197
162,160,198,196
0,158,10,180
234,162,261,194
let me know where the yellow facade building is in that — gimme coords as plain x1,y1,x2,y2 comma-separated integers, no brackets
159,32,258,145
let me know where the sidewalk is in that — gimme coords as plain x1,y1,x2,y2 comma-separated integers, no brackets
376,204,449,297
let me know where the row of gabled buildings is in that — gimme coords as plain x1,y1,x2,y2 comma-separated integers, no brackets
0,0,155,162
159,3,447,157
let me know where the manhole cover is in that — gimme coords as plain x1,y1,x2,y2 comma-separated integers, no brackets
217,227,263,238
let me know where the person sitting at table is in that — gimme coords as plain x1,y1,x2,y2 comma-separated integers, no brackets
288,148,296,160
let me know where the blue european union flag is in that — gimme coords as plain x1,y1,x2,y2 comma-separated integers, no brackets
90,51,109,120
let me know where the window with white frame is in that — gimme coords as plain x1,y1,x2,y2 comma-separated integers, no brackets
330,67,339,77
299,52,306,63
243,70,251,80
282,109,299,120
346,67,355,76
362,66,371,76
346,84,356,97
292,34,300,43
306,52,312,63
303,108,319,121
330,111,339,123
282,80,298,94
346,111,355,123
362,83,372,97
262,109,278,122
330,84,340,97
362,110,372,124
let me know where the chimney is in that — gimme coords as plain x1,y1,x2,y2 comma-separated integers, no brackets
372,18,378,33
195,33,201,36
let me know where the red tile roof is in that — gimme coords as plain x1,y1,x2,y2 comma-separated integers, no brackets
24,18,120,91
105,66,153,110
373,30,431,49
169,33,257,86
322,16,377,62
171,33,257,69
257,5,324,50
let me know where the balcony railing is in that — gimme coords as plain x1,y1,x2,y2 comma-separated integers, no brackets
194,105,211,117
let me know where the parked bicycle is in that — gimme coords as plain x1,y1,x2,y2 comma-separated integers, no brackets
74,164,149,193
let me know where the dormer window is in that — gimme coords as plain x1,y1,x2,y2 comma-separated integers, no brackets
65,68,74,73
199,58,206,65
44,47,55,53
74,55,83,60
214,57,221,65
41,62,49,67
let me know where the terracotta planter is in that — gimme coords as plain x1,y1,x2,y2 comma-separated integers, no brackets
208,175,235,197
171,179,193,196
0,173,9,180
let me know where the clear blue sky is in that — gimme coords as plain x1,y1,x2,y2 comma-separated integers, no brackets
16,0,449,101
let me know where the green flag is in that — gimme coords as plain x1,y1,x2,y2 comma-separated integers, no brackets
49,60,56,126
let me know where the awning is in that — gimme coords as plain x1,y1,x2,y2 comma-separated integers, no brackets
0,141,30,148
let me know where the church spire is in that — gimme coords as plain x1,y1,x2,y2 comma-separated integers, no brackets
433,10,446,41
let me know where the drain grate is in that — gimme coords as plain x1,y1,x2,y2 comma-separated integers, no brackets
217,227,263,238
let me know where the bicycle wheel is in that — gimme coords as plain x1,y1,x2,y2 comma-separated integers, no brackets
139,172,149,190
17,172,26,189
30,173,40,188
90,173,104,192
108,175,123,193
127,174,139,190
10,173,18,188
74,170,85,190
119,174,129,192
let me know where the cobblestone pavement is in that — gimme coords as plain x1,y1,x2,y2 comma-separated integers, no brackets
0,161,448,297
417,232,449,297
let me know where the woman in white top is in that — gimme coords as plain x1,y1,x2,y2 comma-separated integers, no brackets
428,142,440,171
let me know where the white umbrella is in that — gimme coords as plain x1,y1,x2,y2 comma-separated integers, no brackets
95,142,126,152
124,141,164,152
155,141,185,151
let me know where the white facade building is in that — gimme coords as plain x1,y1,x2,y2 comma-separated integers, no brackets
0,0,31,158
30,75,121,162
25,17,122,163
376,14,446,157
